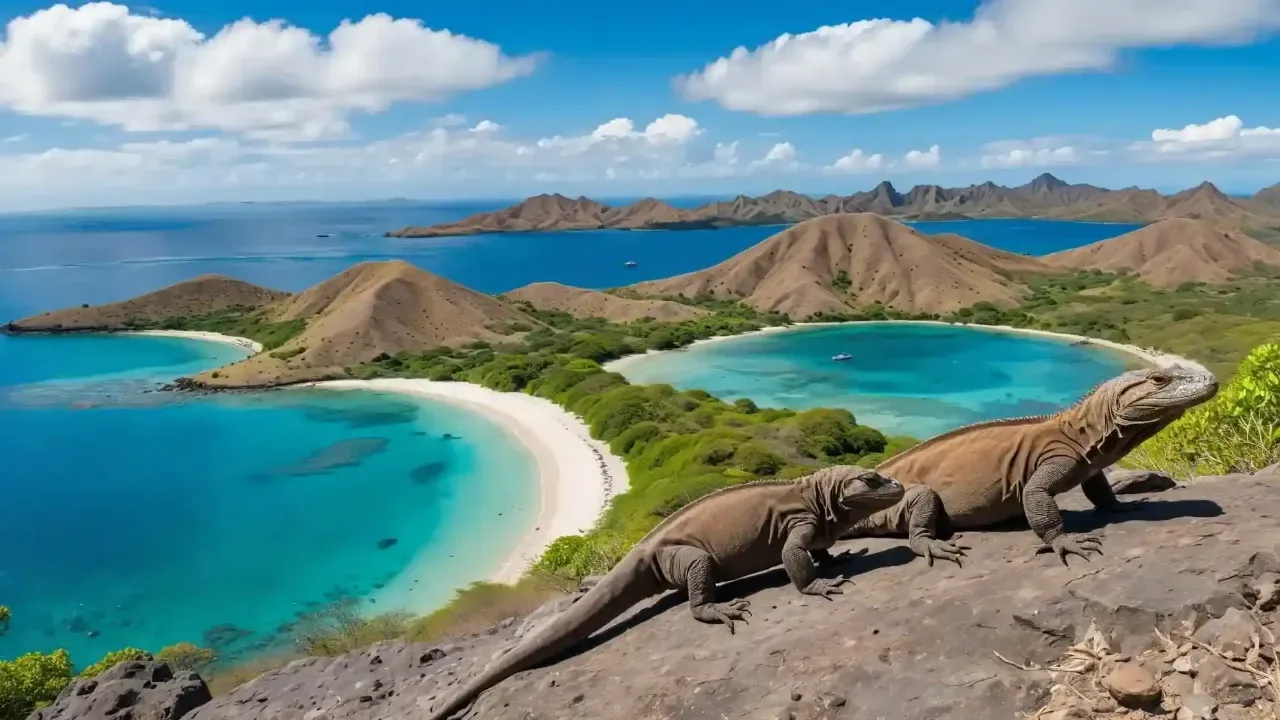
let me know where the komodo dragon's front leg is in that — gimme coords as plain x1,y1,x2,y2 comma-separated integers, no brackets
782,524,849,598
1026,457,1104,564
659,546,753,634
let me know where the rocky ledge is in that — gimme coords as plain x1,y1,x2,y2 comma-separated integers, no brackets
42,469,1280,720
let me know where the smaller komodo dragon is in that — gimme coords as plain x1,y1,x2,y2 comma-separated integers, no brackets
424,467,905,720
834,365,1218,566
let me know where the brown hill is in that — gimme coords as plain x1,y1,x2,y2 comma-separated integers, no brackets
1041,218,1280,287
1254,182,1280,208
194,261,542,387
628,214,1045,317
5,275,286,332
505,282,709,322
390,175,1280,238
390,194,611,237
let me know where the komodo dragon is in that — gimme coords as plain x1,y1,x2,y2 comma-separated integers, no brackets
832,365,1218,566
424,466,905,720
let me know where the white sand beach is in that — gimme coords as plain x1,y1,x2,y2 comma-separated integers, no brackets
125,329,265,354
604,320,1207,374
310,378,629,586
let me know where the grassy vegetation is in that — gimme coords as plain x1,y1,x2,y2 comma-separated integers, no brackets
1130,343,1280,479
123,305,306,351
935,270,1280,379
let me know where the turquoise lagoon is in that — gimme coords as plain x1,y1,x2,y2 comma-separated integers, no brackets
0,332,537,666
612,323,1134,438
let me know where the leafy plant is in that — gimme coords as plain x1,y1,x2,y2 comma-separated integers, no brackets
0,650,73,720
155,643,218,673
1131,343,1280,478
77,648,151,678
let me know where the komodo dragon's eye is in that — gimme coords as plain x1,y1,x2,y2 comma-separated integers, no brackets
1149,372,1170,387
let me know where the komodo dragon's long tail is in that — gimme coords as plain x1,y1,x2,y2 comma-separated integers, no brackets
426,554,657,720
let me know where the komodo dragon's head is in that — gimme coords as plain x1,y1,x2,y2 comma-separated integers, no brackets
810,467,906,523
1105,365,1219,430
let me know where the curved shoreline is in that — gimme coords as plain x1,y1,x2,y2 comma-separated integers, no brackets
603,320,1207,374
307,379,629,589
123,329,265,354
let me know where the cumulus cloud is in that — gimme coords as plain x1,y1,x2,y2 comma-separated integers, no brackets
903,144,941,168
0,2,541,140
1133,114,1280,161
749,141,800,171
676,0,1280,115
0,113,720,199
824,148,884,173
980,138,1080,168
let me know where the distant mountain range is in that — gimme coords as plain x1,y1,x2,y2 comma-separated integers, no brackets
388,174,1280,241
10,213,1280,387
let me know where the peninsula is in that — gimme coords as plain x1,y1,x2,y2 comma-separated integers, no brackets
387,174,1280,241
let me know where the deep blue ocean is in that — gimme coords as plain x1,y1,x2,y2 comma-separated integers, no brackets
0,201,1140,667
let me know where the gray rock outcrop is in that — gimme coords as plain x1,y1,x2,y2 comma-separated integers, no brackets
31,661,211,720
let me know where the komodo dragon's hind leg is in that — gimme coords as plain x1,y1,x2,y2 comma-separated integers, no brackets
659,546,752,634
1080,471,1146,514
900,485,969,567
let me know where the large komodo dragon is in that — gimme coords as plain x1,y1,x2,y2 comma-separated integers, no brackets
831,365,1219,566
425,467,905,720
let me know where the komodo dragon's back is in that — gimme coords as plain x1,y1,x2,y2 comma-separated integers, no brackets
877,414,1073,524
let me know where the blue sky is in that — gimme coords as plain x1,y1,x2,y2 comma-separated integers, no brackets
0,0,1278,209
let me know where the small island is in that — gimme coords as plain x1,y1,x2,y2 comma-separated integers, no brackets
386,174,1280,241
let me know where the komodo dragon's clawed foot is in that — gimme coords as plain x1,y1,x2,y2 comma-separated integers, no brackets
1035,534,1103,565
800,577,848,599
691,600,751,633
913,538,970,567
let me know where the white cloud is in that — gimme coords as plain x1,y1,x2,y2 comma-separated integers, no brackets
0,2,540,140
825,148,884,173
0,113,722,202
749,141,800,171
903,144,941,168
1133,114,1280,161
432,113,467,127
980,139,1078,168
3,133,28,142
676,0,1280,115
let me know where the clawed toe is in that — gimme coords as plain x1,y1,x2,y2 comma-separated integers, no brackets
695,600,752,634
801,578,848,599
1037,534,1104,566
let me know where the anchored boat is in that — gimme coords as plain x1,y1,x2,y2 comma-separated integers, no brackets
832,353,853,362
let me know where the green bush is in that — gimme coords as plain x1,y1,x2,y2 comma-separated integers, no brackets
78,648,151,678
0,650,73,720
155,643,218,673
1131,343,1280,478
291,600,414,657
0,607,9,636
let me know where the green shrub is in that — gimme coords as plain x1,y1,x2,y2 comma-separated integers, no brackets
78,648,151,678
733,398,759,414
0,650,73,720
155,643,218,673
1131,343,1280,478
291,600,414,657
0,606,9,635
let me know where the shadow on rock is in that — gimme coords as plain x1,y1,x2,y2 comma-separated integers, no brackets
1064,497,1224,533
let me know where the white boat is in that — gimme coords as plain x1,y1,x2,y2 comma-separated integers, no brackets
623,260,638,267
832,353,853,361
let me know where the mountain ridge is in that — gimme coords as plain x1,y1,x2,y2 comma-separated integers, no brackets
388,174,1280,239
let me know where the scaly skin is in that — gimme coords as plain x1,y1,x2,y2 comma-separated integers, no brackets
425,466,905,720
840,366,1219,567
